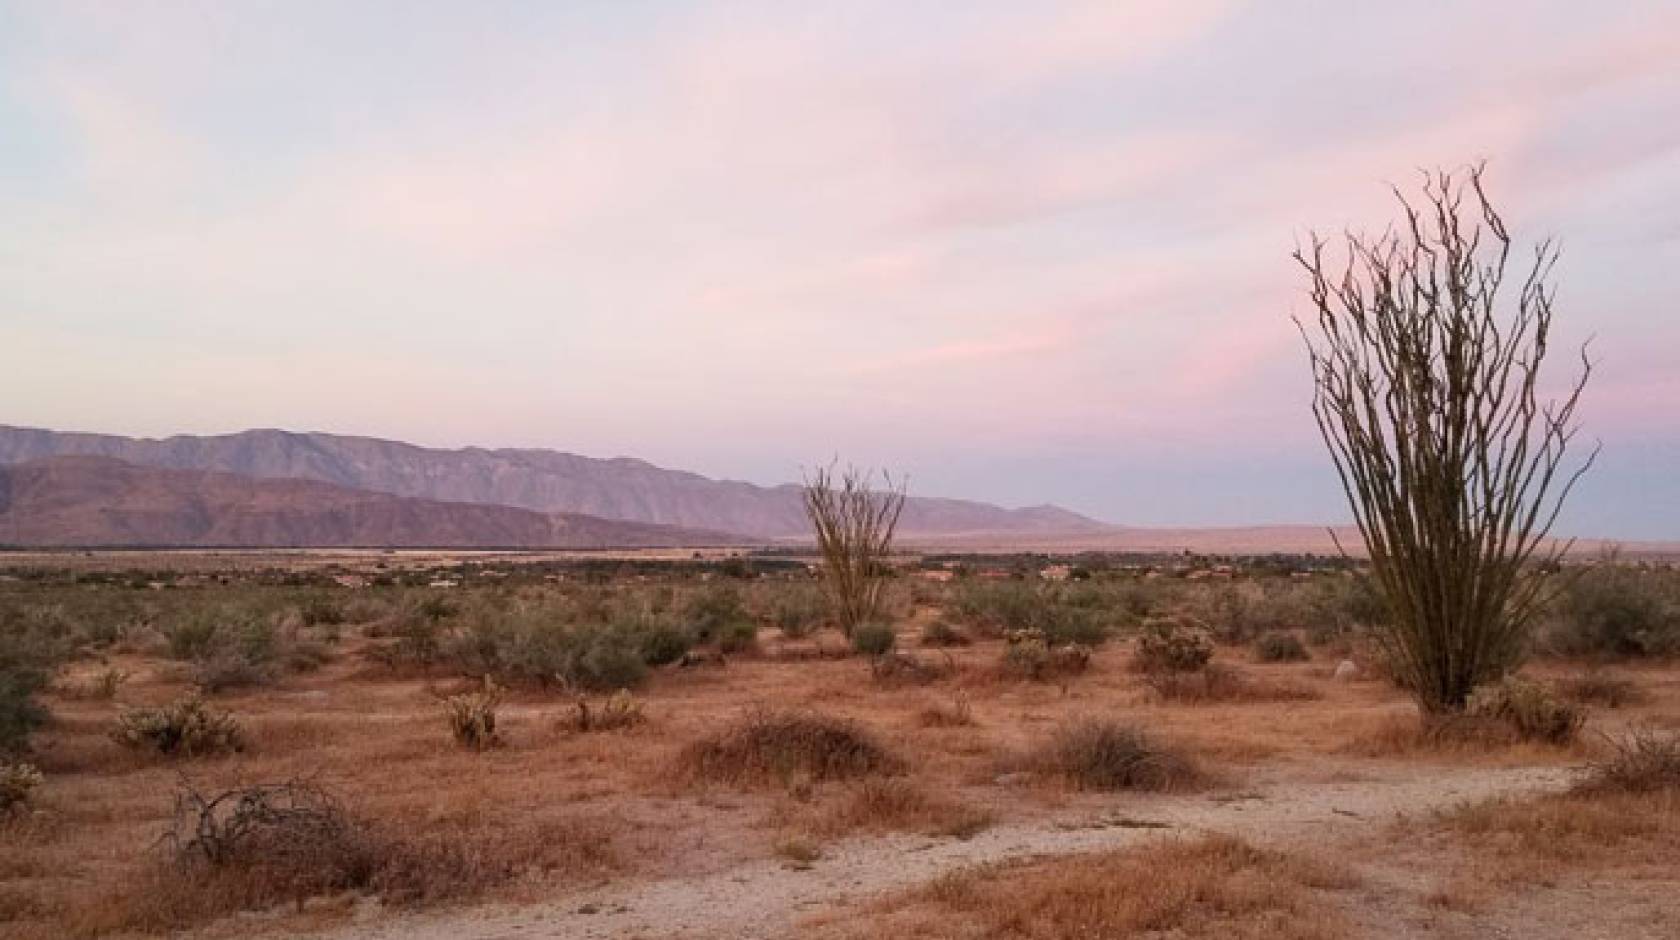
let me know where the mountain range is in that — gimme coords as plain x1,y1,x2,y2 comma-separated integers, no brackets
0,425,1111,547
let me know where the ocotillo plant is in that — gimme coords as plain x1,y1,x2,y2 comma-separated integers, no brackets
801,463,907,638
1295,164,1595,713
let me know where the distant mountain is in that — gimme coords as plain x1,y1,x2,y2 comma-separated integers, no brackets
0,457,746,548
0,426,1113,539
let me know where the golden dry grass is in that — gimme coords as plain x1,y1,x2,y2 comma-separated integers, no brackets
802,834,1359,940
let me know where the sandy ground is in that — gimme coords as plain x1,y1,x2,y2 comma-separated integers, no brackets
307,763,1581,940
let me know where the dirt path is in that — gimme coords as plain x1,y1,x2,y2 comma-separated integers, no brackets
312,763,1578,940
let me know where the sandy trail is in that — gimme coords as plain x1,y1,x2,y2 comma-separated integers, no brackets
314,763,1578,940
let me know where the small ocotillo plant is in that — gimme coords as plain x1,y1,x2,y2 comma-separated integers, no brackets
802,463,907,638
1295,164,1594,713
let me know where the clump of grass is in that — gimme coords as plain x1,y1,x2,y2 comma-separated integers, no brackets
113,695,245,757
1578,730,1680,794
560,690,645,734
917,691,975,728
920,620,970,647
1253,631,1310,663
850,622,897,657
0,761,43,814
444,684,501,749
1465,676,1584,744
679,708,902,786
808,777,994,840
1131,617,1214,674
1559,670,1644,709
891,834,1354,939
1025,718,1202,791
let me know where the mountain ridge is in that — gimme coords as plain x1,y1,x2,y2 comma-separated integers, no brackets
0,456,748,549
0,425,1113,538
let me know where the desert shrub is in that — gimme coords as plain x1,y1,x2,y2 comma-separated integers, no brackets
1038,603,1109,646
802,463,906,636
1028,718,1201,791
570,633,649,690
920,620,970,647
1131,617,1214,673
999,629,1091,682
850,622,897,656
715,619,759,654
297,594,347,628
1579,730,1680,794
1544,565,1678,658
60,665,129,701
560,690,645,733
443,685,500,749
1253,631,1310,663
636,623,694,666
1465,676,1584,744
679,708,901,785
114,695,245,757
809,777,994,840
1560,670,1644,709
0,607,64,754
952,581,1041,633
0,761,42,813
767,585,826,638
165,780,379,892
684,586,749,644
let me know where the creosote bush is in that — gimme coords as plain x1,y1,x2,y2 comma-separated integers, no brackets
1544,563,1678,658
679,708,901,786
113,695,245,757
850,622,897,657
1465,676,1584,745
1027,718,1202,791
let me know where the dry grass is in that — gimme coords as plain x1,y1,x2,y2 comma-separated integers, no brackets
805,834,1357,939
785,777,995,841
1560,670,1646,709
678,707,903,786
1144,663,1321,705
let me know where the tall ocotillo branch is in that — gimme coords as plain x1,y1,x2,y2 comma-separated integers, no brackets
801,463,907,637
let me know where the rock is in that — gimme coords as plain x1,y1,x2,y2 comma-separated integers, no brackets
1333,660,1360,682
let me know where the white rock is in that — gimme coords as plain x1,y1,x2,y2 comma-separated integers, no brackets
1333,660,1360,682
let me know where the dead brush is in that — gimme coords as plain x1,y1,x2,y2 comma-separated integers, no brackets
803,777,994,840
164,779,380,900
1466,676,1585,744
1560,670,1644,709
678,707,903,786
0,761,43,814
1578,729,1680,794
1022,718,1204,791
560,689,646,734
442,681,501,749
1144,663,1321,705
113,694,245,757
870,650,955,686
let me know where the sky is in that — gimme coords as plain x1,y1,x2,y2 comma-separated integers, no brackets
1,1,1677,538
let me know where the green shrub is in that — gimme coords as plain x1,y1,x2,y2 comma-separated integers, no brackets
768,586,826,638
113,695,245,757
636,623,694,666
571,634,649,690
685,586,748,644
1253,631,1309,663
0,606,66,754
1545,565,1678,658
1466,676,1584,744
850,622,897,656
1131,618,1214,673
715,620,759,654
